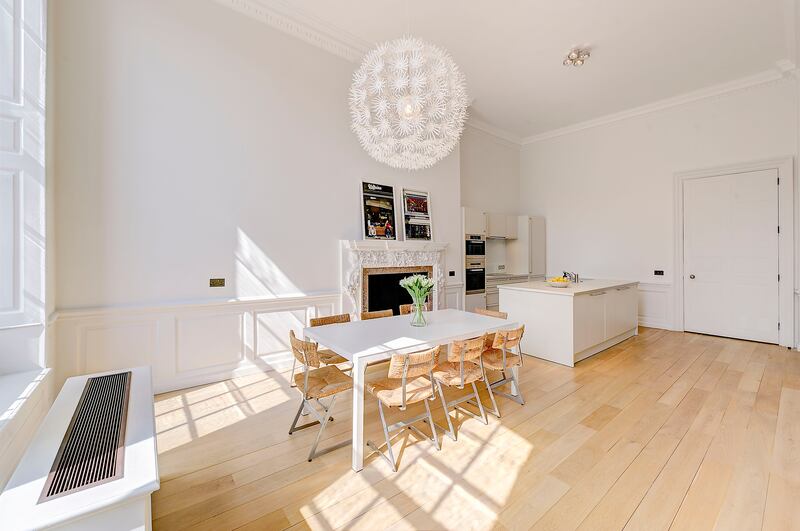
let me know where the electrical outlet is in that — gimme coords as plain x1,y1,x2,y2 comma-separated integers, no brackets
498,264,506,270
448,270,455,277
209,278,225,287
654,270,664,276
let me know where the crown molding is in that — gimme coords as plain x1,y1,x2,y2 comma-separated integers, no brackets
521,62,798,145
214,0,368,63
465,118,522,147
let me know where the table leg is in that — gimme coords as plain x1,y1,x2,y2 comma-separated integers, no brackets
352,357,366,472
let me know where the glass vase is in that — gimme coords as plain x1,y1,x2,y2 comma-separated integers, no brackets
410,296,427,327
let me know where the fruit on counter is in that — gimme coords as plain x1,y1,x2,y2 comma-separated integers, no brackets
547,276,569,283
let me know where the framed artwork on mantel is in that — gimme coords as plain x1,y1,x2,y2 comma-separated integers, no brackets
402,188,432,240
361,181,397,240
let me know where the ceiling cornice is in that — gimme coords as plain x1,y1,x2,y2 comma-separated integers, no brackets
216,1,797,149
521,62,797,145
465,119,522,147
214,0,368,62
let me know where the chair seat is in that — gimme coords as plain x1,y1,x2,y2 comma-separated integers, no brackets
482,348,523,371
433,361,483,386
294,365,353,399
318,348,348,365
367,375,435,407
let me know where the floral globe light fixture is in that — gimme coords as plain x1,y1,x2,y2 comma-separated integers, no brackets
349,36,469,170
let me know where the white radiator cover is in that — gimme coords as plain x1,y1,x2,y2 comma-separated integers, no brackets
0,366,159,530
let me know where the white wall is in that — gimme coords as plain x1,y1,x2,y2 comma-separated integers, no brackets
460,125,520,213
52,0,462,311
520,78,798,328
50,0,464,390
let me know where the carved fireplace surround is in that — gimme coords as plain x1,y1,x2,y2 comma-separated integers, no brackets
340,240,448,316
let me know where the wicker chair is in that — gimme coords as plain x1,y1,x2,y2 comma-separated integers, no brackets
473,307,509,352
431,335,489,441
474,308,508,319
399,304,413,315
287,330,353,461
481,325,526,418
361,309,394,320
290,313,351,387
366,346,441,471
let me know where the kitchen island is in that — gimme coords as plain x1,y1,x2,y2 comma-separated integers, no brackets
499,279,638,366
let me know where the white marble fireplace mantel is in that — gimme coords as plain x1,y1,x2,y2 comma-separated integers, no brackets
339,240,449,315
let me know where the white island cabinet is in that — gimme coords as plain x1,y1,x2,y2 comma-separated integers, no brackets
498,279,638,367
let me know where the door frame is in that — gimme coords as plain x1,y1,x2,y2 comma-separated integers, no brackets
673,157,794,347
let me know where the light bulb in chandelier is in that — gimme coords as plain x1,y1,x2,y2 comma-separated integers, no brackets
399,95,420,119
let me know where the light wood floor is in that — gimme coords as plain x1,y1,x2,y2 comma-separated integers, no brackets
152,328,800,530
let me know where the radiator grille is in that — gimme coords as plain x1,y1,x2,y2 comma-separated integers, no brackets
40,371,131,502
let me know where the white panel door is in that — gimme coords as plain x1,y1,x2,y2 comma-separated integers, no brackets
683,169,779,343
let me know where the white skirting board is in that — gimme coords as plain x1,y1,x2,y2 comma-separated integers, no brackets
53,285,466,394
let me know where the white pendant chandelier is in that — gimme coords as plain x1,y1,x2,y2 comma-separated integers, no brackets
349,36,468,170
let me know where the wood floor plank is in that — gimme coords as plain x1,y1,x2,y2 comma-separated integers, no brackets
148,329,798,531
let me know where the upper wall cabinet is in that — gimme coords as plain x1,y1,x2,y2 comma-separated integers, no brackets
487,213,518,239
464,207,486,236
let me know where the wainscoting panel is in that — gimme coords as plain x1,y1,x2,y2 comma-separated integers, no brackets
638,282,673,330
176,312,245,375
81,321,157,375
54,293,341,394
54,284,469,394
445,282,464,311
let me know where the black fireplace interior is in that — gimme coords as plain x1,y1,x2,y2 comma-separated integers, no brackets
367,272,429,315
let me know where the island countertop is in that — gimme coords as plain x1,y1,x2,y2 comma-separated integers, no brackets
498,279,639,296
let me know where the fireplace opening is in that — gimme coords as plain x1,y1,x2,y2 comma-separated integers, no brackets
363,267,433,315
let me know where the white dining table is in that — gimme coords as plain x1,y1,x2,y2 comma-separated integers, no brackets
303,308,519,472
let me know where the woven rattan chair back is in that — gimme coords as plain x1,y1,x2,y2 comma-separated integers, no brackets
474,308,508,319
492,325,525,351
447,335,487,363
361,309,394,320
289,330,320,368
309,313,351,327
398,304,413,315
388,346,439,379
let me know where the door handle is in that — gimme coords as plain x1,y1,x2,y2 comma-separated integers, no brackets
689,274,696,279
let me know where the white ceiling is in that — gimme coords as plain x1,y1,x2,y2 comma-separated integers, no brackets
239,0,795,140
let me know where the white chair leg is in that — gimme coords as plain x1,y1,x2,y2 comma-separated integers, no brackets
436,380,457,441
288,400,304,434
483,367,501,418
424,398,440,450
308,394,337,461
367,400,398,472
471,382,488,425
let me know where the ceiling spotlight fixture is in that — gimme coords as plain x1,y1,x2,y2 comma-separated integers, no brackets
563,48,590,67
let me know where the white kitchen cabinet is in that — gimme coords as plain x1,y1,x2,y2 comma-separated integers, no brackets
507,216,546,275
487,213,507,238
499,280,639,367
605,285,638,339
464,207,486,236
486,213,520,239
505,215,518,239
573,291,607,353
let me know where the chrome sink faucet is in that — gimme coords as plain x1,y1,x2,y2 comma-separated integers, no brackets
563,271,579,283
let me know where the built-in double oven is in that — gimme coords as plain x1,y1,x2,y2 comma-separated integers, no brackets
465,234,486,295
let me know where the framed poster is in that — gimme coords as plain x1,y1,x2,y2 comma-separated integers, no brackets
402,188,432,240
361,181,397,240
